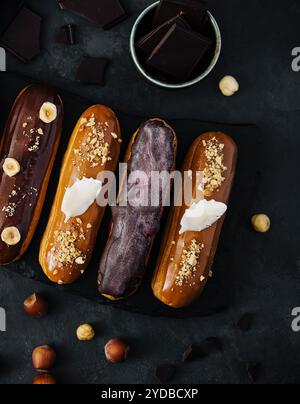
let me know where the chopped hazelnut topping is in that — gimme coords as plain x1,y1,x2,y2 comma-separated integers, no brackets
2,202,16,217
74,115,111,168
22,122,28,128
202,137,227,197
50,223,86,268
175,239,204,287
37,128,44,135
28,132,41,152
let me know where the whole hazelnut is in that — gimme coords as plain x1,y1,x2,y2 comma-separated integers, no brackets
32,345,56,372
104,339,129,363
251,214,271,233
76,323,95,341
33,373,56,384
219,75,239,96
24,293,48,317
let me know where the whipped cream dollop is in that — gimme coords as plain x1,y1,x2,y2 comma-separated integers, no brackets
62,178,102,222
179,199,227,235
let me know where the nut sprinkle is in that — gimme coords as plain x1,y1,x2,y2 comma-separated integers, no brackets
50,222,86,269
175,239,204,287
202,137,227,197
73,114,112,168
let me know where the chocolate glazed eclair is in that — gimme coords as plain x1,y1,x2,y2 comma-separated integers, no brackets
97,119,177,299
0,85,63,265
152,132,237,308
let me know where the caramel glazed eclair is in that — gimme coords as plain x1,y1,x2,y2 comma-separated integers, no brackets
152,132,237,308
0,85,63,265
39,105,121,285
97,119,177,299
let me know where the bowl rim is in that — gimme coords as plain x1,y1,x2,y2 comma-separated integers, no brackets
130,1,222,89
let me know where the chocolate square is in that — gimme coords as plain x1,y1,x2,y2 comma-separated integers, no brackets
76,56,109,86
147,23,212,81
153,0,208,32
59,0,127,30
137,14,189,56
0,7,41,62
55,24,76,45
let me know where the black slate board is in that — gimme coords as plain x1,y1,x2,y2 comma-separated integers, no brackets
0,72,261,318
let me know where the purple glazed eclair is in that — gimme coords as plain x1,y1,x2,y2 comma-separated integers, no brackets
97,119,177,299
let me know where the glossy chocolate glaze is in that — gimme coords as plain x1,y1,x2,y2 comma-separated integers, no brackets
97,119,177,298
152,132,237,308
0,85,63,264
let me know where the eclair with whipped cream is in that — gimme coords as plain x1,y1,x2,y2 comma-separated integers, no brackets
39,105,121,284
0,85,63,265
152,132,237,308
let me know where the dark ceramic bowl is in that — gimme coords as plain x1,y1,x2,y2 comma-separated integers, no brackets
130,1,222,89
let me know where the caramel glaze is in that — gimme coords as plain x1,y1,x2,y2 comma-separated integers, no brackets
39,105,121,284
152,132,237,308
98,119,177,299
0,85,63,265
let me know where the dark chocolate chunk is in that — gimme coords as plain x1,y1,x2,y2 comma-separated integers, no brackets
155,364,176,383
59,0,127,30
137,14,189,56
153,0,208,32
0,7,41,62
182,345,194,362
237,313,255,332
147,23,212,81
76,56,109,86
55,24,76,45
246,362,261,384
182,338,223,362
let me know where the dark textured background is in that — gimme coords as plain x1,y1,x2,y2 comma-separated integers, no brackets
0,0,300,384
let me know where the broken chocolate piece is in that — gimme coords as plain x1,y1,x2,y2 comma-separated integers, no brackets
246,362,261,384
137,14,189,56
237,313,255,332
55,24,76,45
147,23,212,81
182,345,194,362
0,7,41,62
155,364,176,383
182,338,223,362
153,0,208,32
59,0,127,30
76,56,109,85
77,56,108,86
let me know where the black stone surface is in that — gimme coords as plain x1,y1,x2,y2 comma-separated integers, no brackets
0,0,300,384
